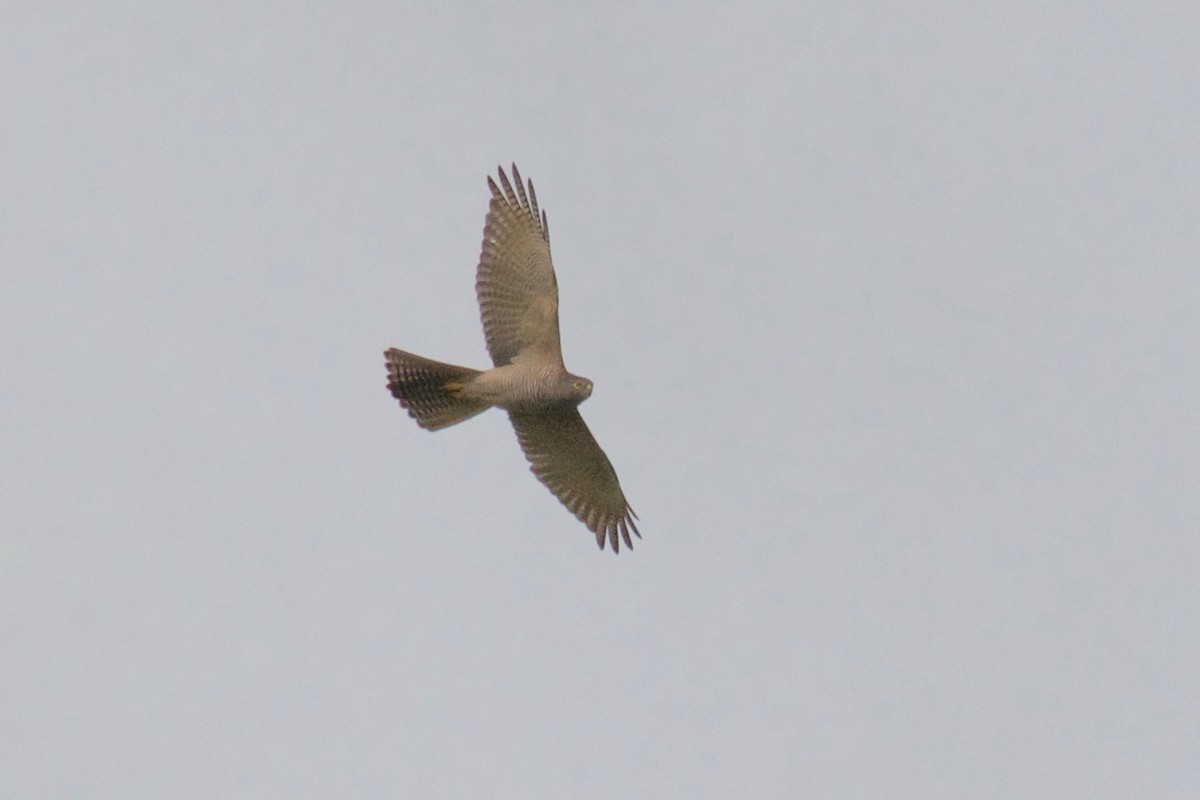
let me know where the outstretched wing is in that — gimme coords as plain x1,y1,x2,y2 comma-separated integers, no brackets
475,164,563,368
508,409,639,552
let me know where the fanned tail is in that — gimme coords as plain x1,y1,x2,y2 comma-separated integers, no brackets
384,349,488,430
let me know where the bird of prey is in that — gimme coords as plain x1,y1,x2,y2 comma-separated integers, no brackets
384,164,639,552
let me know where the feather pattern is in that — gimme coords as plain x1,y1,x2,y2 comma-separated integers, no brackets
385,348,487,430
508,409,640,552
475,164,563,367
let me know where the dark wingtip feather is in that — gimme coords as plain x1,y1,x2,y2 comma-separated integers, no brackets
495,166,515,203
599,512,640,554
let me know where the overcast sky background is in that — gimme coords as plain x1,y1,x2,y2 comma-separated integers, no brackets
3,3,1198,797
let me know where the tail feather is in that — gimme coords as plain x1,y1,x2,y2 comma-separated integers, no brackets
384,349,489,430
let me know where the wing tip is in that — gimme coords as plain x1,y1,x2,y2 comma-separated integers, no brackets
596,509,640,554
487,163,549,243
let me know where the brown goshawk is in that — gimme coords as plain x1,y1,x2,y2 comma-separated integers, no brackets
384,165,639,552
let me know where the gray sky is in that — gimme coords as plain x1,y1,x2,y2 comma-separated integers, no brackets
4,3,1198,797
